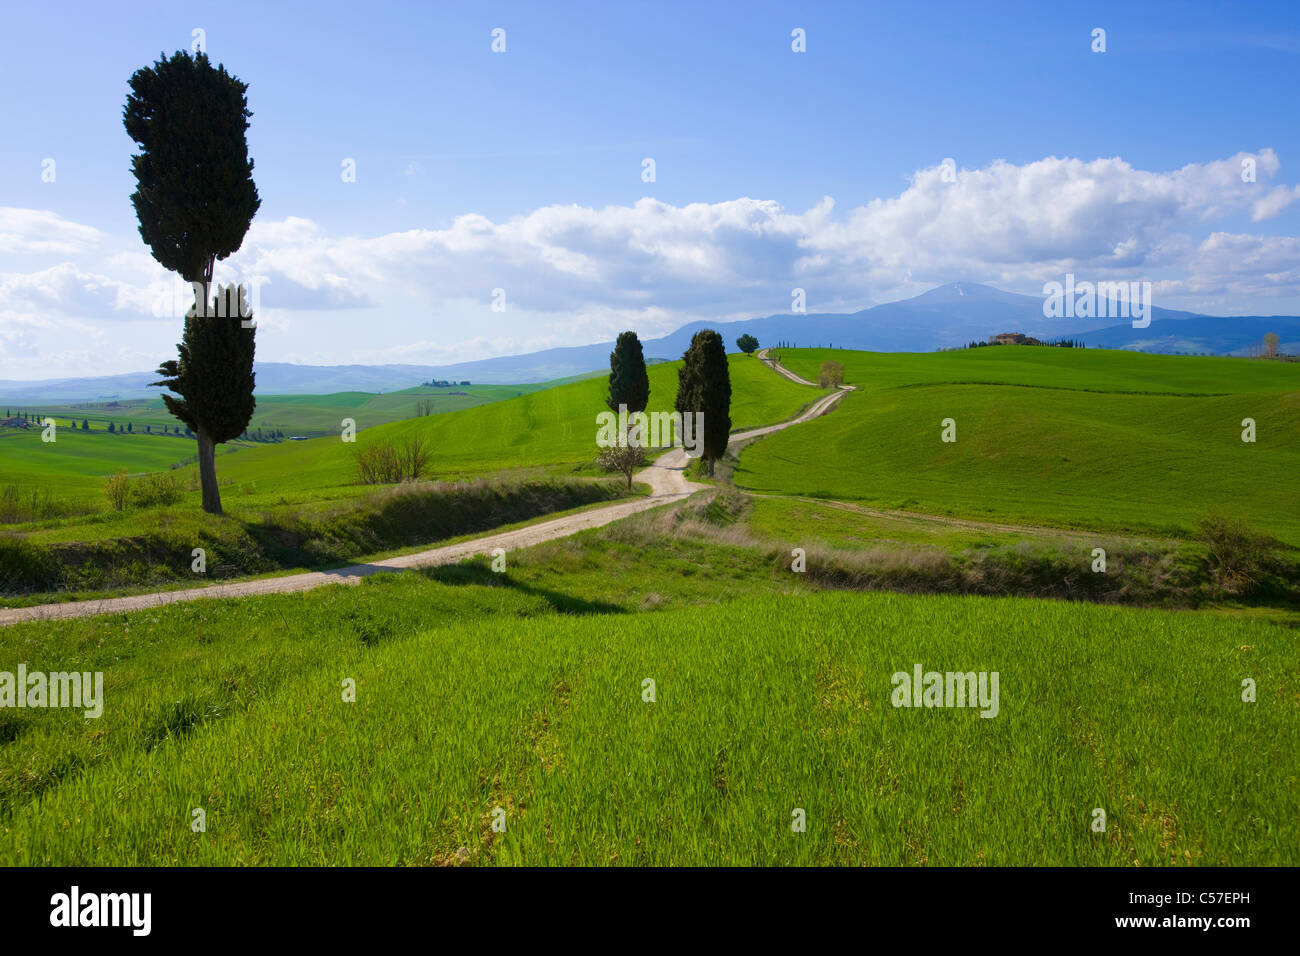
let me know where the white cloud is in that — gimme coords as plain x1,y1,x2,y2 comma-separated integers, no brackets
220,150,1296,315
2,149,1298,377
1182,232,1300,298
0,207,103,256
1252,184,1300,222
0,263,141,315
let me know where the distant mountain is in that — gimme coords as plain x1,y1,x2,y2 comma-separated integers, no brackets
328,282,1212,382
0,371,167,403
0,365,465,403
2,283,1294,402
1071,314,1300,356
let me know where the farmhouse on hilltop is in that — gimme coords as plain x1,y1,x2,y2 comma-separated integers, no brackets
989,332,1044,346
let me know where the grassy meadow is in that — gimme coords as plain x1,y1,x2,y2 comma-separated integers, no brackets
207,352,822,497
741,347,1300,544
8,383,546,440
773,344,1300,395
0,344,1296,867
0,351,818,600
0,382,561,510
0,428,193,498
0,571,1292,865
0,352,815,520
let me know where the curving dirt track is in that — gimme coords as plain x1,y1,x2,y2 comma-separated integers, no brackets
0,355,852,626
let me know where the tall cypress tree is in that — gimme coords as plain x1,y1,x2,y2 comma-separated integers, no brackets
675,330,731,475
124,50,261,515
606,331,650,415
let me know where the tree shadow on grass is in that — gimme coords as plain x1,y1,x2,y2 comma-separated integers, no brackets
420,561,626,616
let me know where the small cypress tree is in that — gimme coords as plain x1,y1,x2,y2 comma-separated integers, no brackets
675,329,731,476
606,331,650,416
153,284,256,514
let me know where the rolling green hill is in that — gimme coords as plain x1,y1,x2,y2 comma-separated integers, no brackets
210,353,823,496
2,347,1295,868
740,347,1300,543
775,345,1300,395
0,352,819,548
0,428,195,503
12,383,545,439
0,377,616,513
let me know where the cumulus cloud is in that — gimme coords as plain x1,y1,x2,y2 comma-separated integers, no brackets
1252,184,1300,221
0,207,103,256
2,149,1298,377
215,149,1298,315
0,263,141,315
1181,232,1300,298
808,150,1293,284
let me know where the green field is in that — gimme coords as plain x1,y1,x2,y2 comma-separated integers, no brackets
198,352,822,498
7,383,546,440
740,348,1300,544
0,353,815,522
773,345,1300,395
0,345,1296,868
0,573,1292,865
0,352,821,599
0,378,606,514
0,428,195,504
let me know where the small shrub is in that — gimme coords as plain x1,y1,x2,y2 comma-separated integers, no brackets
356,436,431,484
356,442,400,484
399,434,431,481
818,361,845,388
131,471,184,508
0,485,91,523
1196,514,1287,597
104,469,130,511
596,444,646,488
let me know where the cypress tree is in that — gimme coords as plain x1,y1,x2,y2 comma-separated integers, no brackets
124,51,260,287
606,331,650,415
675,329,732,476
125,50,261,515
153,284,256,514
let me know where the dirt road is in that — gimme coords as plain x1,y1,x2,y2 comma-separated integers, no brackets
0,356,852,626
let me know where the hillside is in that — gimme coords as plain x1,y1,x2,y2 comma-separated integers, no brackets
0,352,817,547
2,344,1297,870
741,347,1300,544
12,383,546,441
208,352,819,498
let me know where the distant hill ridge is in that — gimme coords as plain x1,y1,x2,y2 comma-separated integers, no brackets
3,283,1296,401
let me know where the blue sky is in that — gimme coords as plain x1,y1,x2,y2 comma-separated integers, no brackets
2,0,1299,378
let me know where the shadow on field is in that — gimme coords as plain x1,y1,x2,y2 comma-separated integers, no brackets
421,561,625,616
